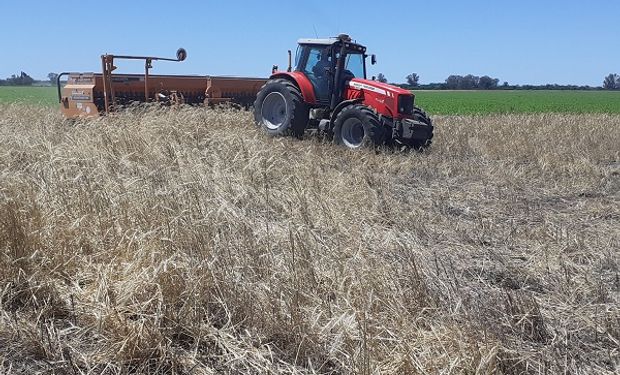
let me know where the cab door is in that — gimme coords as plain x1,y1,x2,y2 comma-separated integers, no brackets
298,46,332,104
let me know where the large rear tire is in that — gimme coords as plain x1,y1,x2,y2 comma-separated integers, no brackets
410,106,433,149
332,104,385,149
254,78,308,137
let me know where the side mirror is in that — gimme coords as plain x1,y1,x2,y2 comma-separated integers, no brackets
176,48,187,61
371,54,377,65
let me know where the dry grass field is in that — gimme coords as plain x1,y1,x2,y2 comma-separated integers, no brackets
0,104,618,374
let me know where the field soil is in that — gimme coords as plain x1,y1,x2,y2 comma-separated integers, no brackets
0,104,619,374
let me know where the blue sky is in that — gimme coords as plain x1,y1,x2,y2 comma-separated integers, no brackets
1,0,618,86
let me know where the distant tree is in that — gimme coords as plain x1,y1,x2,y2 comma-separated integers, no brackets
445,74,501,90
603,73,618,89
502,81,509,88
460,74,479,89
6,72,35,86
478,75,500,89
21,72,34,85
445,74,476,89
48,72,59,86
405,73,419,87
376,73,388,83
445,75,461,89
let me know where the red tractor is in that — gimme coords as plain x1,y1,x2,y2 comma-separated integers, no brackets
254,34,433,149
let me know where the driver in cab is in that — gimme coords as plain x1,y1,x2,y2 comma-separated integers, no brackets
312,49,331,78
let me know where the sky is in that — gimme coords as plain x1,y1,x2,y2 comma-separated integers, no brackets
1,0,618,86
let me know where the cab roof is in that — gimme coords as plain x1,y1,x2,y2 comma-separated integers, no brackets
297,35,367,53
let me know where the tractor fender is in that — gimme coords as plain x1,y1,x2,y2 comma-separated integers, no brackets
270,72,317,105
329,98,364,127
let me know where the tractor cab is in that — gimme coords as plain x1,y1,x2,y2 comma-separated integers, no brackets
294,34,371,106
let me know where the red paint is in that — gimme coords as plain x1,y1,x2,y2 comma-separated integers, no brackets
271,73,416,120
345,78,415,120
270,71,317,104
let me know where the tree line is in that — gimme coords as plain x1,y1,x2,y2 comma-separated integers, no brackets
0,72,59,86
2,70,620,90
0,72,35,86
375,72,620,90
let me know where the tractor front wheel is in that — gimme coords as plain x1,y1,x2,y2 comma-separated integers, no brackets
332,104,385,149
410,106,433,149
254,79,308,137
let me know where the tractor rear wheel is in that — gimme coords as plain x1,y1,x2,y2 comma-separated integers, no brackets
332,104,385,149
254,78,308,137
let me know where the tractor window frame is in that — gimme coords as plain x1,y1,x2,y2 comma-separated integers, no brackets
295,44,335,73
343,52,366,79
294,45,302,71
295,44,334,104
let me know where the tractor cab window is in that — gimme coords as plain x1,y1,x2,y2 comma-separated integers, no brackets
304,47,331,79
302,46,332,103
344,53,365,79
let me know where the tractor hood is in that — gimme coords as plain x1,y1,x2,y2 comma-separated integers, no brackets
346,78,416,120
348,78,412,98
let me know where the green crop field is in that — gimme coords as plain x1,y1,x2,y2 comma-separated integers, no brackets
0,86,57,106
1,86,619,115
414,90,620,115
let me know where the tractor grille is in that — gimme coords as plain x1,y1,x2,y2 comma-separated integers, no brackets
398,95,414,115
